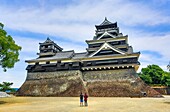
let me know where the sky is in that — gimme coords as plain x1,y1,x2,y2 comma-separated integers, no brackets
0,0,170,88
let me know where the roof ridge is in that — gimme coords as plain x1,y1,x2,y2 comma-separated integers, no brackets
60,50,74,53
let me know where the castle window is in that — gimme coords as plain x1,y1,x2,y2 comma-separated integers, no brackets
72,62,79,67
41,46,45,49
123,60,128,63
35,62,39,65
46,61,50,64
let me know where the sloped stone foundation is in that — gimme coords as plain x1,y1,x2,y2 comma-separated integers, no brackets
17,71,86,96
86,80,161,97
17,69,161,97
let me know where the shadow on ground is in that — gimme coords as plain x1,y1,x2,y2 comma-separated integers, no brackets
0,101,6,104
164,102,170,104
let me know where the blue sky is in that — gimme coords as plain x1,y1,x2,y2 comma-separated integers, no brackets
0,0,170,88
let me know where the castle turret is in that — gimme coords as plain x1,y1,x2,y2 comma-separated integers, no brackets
37,37,63,57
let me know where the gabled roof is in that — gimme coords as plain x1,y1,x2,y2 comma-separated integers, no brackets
39,37,54,44
95,17,117,29
86,44,128,52
97,31,116,40
100,17,112,25
89,42,126,57
44,37,53,43
39,37,63,51
86,36,128,44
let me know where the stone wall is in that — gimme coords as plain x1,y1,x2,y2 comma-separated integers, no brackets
17,70,86,96
27,70,81,80
82,69,161,97
82,68,137,81
18,69,161,97
86,79,161,97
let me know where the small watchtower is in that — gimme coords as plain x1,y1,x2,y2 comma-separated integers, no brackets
37,37,63,57
167,61,170,71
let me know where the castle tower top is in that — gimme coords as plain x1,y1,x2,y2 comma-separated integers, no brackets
38,37,63,57
95,18,117,30
100,17,112,25
44,37,53,43
93,18,120,40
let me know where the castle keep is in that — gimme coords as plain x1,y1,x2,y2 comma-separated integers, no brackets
18,18,160,97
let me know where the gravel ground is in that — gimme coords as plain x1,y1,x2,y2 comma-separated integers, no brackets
0,96,170,112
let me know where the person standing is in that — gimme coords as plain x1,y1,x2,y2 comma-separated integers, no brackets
80,92,84,107
84,93,88,106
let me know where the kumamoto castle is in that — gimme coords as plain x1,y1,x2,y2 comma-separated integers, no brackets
18,18,161,97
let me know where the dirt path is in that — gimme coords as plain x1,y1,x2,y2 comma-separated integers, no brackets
0,96,170,112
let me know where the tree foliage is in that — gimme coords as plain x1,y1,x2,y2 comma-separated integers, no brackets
138,64,170,86
0,23,21,71
0,82,15,92
161,72,170,86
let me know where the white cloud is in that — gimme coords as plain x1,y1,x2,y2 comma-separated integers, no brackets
129,32,170,72
14,36,41,53
0,0,170,43
129,32,170,59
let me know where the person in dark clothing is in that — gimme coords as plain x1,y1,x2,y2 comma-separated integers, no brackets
84,93,88,106
80,92,84,106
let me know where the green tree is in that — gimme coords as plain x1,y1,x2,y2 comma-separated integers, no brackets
138,64,164,85
138,72,152,84
0,23,21,71
161,72,170,86
0,82,15,92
